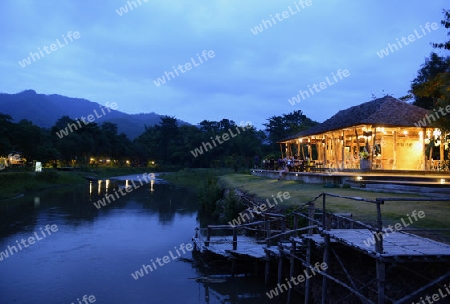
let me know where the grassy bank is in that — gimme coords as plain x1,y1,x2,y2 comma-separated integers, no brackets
160,168,234,194
86,167,154,179
219,173,450,240
0,171,87,200
0,167,155,200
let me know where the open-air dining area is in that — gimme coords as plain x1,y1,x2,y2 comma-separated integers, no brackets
275,96,450,173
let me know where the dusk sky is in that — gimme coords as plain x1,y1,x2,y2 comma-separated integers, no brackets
1,1,448,129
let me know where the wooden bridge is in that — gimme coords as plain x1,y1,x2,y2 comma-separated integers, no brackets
193,193,450,303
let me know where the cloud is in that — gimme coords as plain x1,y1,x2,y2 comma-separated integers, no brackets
0,0,448,128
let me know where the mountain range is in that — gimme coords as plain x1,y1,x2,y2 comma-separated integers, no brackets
0,90,189,139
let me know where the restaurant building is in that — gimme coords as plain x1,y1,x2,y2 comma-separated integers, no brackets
279,96,449,171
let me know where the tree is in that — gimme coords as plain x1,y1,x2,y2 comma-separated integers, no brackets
411,9,450,130
0,113,13,155
432,9,450,50
263,110,317,153
411,53,450,110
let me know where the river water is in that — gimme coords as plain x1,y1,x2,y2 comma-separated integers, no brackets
0,174,280,304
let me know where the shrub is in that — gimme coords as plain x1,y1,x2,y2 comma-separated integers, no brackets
198,175,223,213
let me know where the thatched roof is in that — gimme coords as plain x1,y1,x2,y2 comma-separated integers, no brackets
282,96,430,141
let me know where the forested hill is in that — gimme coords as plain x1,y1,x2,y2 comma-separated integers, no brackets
0,90,189,139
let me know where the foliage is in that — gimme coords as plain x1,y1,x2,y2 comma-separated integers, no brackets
411,9,450,131
217,189,245,222
198,175,223,214
0,107,318,171
263,110,318,156
359,150,369,159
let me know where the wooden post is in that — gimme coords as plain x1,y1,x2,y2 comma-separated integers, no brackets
304,238,312,303
321,193,330,304
376,260,386,304
265,250,270,285
308,202,315,235
288,238,296,304
322,193,326,229
232,227,237,251
422,128,427,170
440,134,445,169
277,243,283,285
265,220,271,285
376,200,383,254
205,227,212,247
321,234,330,304
341,130,345,169
393,130,397,169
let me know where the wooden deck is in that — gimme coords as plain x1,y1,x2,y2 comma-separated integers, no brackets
193,235,267,259
321,229,450,261
193,192,450,303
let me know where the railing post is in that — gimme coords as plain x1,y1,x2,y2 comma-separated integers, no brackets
308,202,315,235
288,238,296,304
322,193,327,230
232,227,238,250
376,200,383,254
281,217,286,233
293,213,299,237
205,227,212,247
266,220,271,247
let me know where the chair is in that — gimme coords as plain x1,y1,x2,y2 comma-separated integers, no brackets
373,158,382,169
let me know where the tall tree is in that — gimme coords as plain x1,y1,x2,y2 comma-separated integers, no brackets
411,9,450,130
263,110,317,152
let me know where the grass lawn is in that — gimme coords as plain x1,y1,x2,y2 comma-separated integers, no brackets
219,173,450,241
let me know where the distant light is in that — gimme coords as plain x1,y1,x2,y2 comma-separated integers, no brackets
440,179,445,184
295,174,298,177
356,176,363,181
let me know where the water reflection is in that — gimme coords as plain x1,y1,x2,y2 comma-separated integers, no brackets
34,197,40,208
0,177,282,303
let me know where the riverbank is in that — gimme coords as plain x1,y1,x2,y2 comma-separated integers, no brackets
219,173,450,242
160,168,234,194
0,167,153,201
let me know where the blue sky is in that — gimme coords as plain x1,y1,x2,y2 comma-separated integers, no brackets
0,0,448,129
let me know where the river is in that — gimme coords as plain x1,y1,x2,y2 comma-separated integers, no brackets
0,174,281,303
